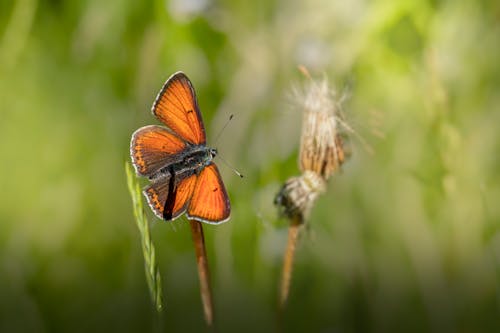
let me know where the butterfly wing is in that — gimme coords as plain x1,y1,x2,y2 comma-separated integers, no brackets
130,125,187,177
144,169,198,221
187,163,230,224
152,72,206,145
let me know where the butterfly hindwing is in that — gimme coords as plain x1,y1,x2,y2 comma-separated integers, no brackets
130,125,187,177
187,163,230,224
152,72,206,145
144,169,198,221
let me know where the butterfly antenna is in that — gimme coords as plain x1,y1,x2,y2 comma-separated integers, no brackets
212,114,243,177
216,154,244,178
213,114,234,147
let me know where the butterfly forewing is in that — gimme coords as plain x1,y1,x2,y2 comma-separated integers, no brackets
130,125,187,177
152,72,206,145
187,163,230,224
144,170,198,221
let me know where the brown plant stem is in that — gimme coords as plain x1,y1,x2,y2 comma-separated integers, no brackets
189,219,214,327
279,215,303,309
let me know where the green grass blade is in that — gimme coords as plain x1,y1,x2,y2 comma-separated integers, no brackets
125,162,163,312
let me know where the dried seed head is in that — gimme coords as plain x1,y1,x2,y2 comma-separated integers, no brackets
275,70,352,224
274,171,326,221
294,76,348,180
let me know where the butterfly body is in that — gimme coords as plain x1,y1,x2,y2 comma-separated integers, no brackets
148,145,217,182
130,72,230,224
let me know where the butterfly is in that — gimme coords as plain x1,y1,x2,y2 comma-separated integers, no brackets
130,72,230,224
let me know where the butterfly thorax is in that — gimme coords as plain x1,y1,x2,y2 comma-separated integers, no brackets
149,145,216,181
180,145,217,171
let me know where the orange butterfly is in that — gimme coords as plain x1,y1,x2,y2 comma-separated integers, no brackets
130,72,230,224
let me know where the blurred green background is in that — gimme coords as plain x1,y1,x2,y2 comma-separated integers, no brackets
1,0,499,332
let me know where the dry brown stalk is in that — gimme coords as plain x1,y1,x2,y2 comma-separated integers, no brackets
189,219,214,327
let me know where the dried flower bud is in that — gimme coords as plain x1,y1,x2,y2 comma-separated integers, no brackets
274,171,326,221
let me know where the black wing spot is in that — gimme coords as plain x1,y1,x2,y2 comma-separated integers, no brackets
212,187,218,192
